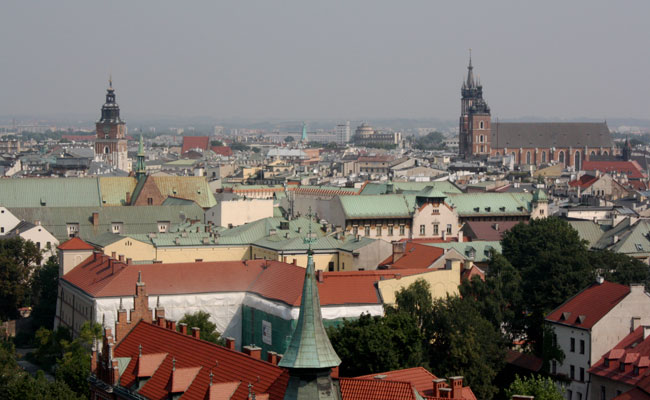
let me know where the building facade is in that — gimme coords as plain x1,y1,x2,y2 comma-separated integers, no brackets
94,78,130,172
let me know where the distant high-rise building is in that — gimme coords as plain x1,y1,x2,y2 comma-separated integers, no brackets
94,78,130,171
336,121,350,144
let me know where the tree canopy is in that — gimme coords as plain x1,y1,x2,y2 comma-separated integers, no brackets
0,237,42,321
506,374,565,400
30,256,59,330
284,136,295,143
178,311,223,344
412,131,446,150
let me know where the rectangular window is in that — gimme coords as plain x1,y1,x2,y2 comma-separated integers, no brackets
578,393,582,400
399,225,405,236
387,226,394,236
1,227,4,233
364,226,370,236
112,223,123,234
580,367,584,382
328,262,334,272
66,223,80,238
376,225,382,236
568,389,573,400
446,224,452,234
353,226,358,236
147,197,153,205
570,365,575,380
552,360,557,374
571,337,576,352
419,225,425,235
580,339,585,354
433,224,439,236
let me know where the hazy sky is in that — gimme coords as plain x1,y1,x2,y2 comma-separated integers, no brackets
2,1,649,121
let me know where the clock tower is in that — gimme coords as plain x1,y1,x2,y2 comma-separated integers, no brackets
95,78,130,172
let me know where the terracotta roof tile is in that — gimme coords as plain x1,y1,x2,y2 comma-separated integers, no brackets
546,281,630,329
208,381,240,400
339,377,418,400
589,327,650,387
172,366,202,393
569,174,599,189
505,349,543,372
57,237,95,250
211,146,233,157
137,353,168,377
182,136,210,153
612,387,650,400
462,221,523,241
583,161,647,180
115,322,288,400
378,242,445,269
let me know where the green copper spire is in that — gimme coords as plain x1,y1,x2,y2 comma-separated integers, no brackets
135,134,146,179
301,122,308,142
278,213,340,370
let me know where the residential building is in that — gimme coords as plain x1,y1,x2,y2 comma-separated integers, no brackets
0,206,20,235
4,221,58,263
336,121,351,144
546,280,650,400
204,196,274,227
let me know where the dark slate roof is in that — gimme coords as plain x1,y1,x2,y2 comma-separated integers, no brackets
491,122,612,149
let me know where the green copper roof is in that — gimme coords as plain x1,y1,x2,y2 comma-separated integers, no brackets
360,181,461,195
278,252,341,369
339,194,413,219
532,188,548,203
445,192,533,216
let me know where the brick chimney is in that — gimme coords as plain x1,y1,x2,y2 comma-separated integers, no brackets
179,323,188,335
243,345,261,359
267,351,278,365
392,241,406,262
433,378,447,398
225,337,236,350
449,376,463,399
119,254,125,262
92,212,99,227
111,251,116,259
316,270,324,283
156,316,165,327
191,327,201,339
167,320,177,331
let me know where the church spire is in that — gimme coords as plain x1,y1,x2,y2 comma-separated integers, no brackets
301,122,308,143
466,49,475,88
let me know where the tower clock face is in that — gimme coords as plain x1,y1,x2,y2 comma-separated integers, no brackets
103,125,110,134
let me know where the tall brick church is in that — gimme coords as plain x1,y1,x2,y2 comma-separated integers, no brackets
458,56,616,169
94,79,130,172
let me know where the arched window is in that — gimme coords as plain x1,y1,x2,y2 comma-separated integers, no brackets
526,151,531,165
603,151,609,156
590,151,596,157
559,151,565,164
495,152,500,156
479,135,484,143
480,121,484,129
511,152,516,163
575,151,581,170
104,146,110,154
541,151,546,163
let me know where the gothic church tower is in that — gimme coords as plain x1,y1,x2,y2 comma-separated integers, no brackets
459,53,491,159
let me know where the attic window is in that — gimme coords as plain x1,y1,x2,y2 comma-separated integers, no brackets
576,315,586,324
560,311,571,321
485,207,491,212
636,244,644,251
474,207,480,212
500,207,506,212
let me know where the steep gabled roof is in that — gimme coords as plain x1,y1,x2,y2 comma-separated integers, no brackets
491,122,612,149
589,326,650,387
546,280,630,329
378,242,445,269
114,321,288,400
583,160,647,180
57,237,95,250
569,174,599,189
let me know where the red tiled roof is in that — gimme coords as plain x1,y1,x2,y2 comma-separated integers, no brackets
211,146,233,157
172,366,201,393
612,388,650,400
505,349,543,372
355,367,476,400
461,265,485,282
378,242,445,269
339,378,418,400
137,352,167,377
462,221,523,242
209,381,241,400
569,174,599,189
546,281,630,329
583,161,647,180
182,136,210,153
115,322,288,400
64,256,410,306
57,237,95,250
589,327,650,387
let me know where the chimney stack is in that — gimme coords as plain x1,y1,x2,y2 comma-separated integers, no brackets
433,379,446,398
191,327,201,339
267,351,278,365
243,345,261,359
449,376,463,399
225,337,236,350
111,251,117,259
392,241,407,262
119,254,124,262
92,212,99,227
126,258,132,265
179,323,188,335
316,270,324,283
167,320,176,331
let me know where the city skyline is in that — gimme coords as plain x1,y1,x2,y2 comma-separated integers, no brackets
2,1,649,121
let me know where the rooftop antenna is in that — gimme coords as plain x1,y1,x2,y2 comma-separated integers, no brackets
109,73,113,89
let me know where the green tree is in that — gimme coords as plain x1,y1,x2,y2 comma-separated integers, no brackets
506,374,564,400
428,295,506,400
178,311,223,344
589,250,649,287
0,237,42,320
30,256,60,330
328,312,426,377
210,140,224,146
230,142,249,152
284,136,295,143
412,131,446,150
390,279,433,333
501,217,595,353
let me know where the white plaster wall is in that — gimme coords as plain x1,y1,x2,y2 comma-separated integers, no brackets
0,207,20,235
551,324,590,400
205,199,273,227
19,225,59,263
589,374,634,400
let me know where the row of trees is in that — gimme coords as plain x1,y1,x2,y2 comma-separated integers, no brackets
328,217,648,399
